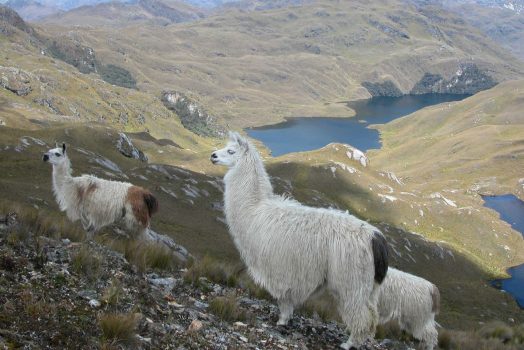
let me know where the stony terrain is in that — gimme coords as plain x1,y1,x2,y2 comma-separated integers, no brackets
0,210,407,350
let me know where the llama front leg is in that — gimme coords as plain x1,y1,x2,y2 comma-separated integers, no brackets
277,299,294,326
80,212,95,241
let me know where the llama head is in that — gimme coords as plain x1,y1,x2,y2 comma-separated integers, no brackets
210,132,250,167
43,143,67,165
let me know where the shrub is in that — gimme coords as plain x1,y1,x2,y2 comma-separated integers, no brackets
98,64,137,89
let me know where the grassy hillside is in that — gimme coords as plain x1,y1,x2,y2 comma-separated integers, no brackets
40,0,524,127
0,123,522,332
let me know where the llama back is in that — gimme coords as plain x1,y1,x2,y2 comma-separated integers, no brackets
377,268,438,325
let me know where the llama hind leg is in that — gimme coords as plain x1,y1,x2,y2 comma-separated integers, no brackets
339,301,375,349
413,322,438,350
277,299,294,326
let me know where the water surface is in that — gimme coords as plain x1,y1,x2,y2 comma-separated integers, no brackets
483,194,524,308
247,94,469,156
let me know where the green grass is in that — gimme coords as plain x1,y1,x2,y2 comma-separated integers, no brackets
71,245,102,281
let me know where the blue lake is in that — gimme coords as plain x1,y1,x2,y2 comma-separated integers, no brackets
483,194,524,308
247,94,469,156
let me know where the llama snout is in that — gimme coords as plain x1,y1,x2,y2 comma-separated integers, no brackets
210,152,218,164
43,153,49,162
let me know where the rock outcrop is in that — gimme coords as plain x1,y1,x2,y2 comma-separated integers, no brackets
115,133,148,162
411,63,497,95
161,91,226,138
362,80,403,97
0,66,32,96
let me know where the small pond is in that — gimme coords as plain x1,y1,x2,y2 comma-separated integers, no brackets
483,194,524,308
246,94,469,157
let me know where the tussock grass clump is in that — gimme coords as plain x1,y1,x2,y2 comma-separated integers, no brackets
184,255,238,287
99,313,138,347
71,245,101,281
479,321,514,343
209,295,252,323
106,239,180,273
436,324,524,350
0,202,86,243
102,279,124,307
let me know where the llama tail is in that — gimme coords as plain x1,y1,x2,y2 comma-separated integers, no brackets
371,231,389,284
143,192,159,217
431,284,440,315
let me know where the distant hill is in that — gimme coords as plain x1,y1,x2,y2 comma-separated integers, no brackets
41,0,524,128
4,0,62,20
39,0,204,26
430,0,524,60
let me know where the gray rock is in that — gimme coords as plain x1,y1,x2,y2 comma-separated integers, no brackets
0,66,32,96
116,133,148,162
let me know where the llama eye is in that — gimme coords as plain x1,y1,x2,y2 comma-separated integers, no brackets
55,153,61,157
227,150,235,155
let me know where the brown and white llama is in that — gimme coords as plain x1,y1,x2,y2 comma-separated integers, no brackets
43,143,158,239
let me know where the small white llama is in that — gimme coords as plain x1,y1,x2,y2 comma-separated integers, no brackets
211,132,389,349
43,143,158,239
377,268,440,350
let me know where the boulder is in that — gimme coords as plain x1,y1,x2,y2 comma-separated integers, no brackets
0,66,32,96
116,133,148,162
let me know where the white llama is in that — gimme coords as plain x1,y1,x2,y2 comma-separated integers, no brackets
43,143,158,239
377,268,439,350
211,132,389,349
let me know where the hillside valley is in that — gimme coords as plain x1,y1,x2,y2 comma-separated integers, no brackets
37,0,524,127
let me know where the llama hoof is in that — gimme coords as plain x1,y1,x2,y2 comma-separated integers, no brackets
276,320,289,327
339,342,357,350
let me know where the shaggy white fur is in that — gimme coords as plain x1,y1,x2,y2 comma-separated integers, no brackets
377,268,439,350
211,132,389,349
43,144,158,239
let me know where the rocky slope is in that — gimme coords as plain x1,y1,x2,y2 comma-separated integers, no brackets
1,215,387,349
417,0,524,60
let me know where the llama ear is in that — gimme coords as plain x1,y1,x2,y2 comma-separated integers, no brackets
228,131,249,150
228,131,238,142
62,143,66,153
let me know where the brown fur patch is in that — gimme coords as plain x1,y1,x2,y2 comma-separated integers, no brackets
431,284,440,314
126,186,152,227
77,182,98,203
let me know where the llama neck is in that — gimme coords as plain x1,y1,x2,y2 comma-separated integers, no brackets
224,149,273,218
52,157,74,200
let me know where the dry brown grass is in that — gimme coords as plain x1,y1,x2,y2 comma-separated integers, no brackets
107,239,180,273
102,279,124,307
184,255,239,287
209,294,253,324
99,313,138,348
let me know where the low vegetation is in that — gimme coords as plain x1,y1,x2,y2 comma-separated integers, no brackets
71,245,102,281
209,294,253,323
97,64,137,89
99,313,138,348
